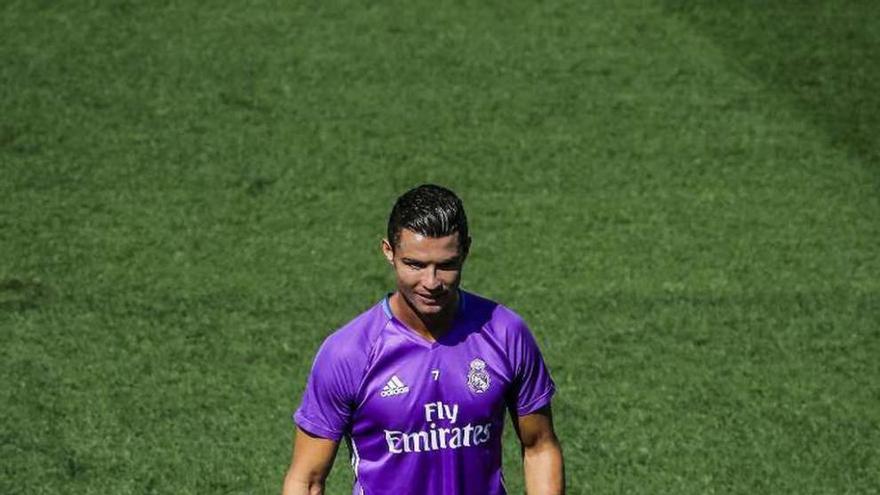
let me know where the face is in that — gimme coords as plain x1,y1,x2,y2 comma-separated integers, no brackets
382,229,468,317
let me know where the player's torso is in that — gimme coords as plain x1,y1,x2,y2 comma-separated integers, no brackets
348,310,512,494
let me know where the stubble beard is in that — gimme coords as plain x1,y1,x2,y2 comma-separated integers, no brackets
400,286,458,326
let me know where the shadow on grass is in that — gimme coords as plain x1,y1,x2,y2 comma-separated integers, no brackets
0,278,50,311
661,1,880,166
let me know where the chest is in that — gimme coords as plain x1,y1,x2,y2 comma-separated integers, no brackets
351,333,513,434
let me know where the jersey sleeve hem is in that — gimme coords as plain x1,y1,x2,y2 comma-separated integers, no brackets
293,411,344,441
516,386,555,416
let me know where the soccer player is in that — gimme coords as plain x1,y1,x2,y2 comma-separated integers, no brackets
282,184,564,494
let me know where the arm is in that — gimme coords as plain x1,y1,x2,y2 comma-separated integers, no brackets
514,405,564,495
281,427,340,495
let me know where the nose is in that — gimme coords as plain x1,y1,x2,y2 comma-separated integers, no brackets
422,267,441,291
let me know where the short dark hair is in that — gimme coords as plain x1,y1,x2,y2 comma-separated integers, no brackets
387,184,469,252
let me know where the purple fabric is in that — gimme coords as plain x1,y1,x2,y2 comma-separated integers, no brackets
294,290,555,495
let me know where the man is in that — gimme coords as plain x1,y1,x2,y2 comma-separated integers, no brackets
282,184,564,494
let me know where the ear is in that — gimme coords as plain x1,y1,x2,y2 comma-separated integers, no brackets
461,236,472,259
381,238,395,264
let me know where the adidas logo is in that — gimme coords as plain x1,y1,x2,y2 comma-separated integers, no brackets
380,375,409,397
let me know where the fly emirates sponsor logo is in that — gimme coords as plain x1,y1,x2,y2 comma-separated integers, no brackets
384,401,491,454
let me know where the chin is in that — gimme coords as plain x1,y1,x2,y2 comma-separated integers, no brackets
416,303,445,315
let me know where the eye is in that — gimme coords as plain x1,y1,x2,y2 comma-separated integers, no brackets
404,260,425,270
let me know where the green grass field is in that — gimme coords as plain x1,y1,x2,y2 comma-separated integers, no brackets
2,1,878,493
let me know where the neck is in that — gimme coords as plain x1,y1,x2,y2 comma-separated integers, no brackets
390,291,459,340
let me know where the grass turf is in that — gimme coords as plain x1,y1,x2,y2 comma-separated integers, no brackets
2,1,878,493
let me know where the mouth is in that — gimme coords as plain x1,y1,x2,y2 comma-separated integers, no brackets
415,292,447,306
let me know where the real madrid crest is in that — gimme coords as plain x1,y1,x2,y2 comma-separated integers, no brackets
467,358,490,393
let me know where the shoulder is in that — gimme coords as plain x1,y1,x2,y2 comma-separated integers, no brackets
461,291,549,379
462,290,532,336
313,300,389,371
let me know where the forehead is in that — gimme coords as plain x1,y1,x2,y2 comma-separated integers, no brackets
395,229,461,258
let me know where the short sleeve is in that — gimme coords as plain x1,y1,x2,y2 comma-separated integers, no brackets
507,317,556,416
293,336,361,441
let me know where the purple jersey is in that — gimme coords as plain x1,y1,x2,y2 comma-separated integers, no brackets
294,290,555,495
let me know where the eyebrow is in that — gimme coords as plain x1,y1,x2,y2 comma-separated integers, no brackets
401,256,462,265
